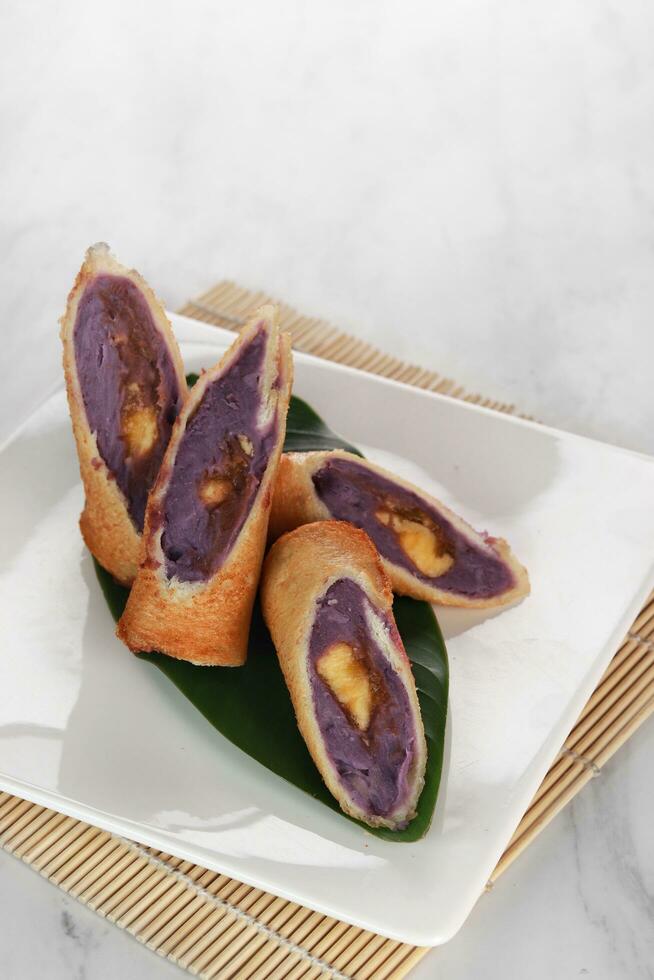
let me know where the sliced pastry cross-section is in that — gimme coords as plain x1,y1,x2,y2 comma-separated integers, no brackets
269,450,530,608
60,243,187,585
117,306,292,666
262,520,427,830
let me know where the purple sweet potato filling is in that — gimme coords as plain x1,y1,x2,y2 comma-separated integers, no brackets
74,274,182,531
160,328,277,583
312,458,514,598
309,579,417,824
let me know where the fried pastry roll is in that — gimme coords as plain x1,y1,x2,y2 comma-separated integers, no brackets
261,521,427,830
117,306,292,666
269,451,529,608
60,243,187,585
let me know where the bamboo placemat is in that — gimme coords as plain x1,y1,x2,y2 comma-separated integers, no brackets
2,281,653,979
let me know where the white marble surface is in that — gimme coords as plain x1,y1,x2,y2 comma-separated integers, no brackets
1,1,653,977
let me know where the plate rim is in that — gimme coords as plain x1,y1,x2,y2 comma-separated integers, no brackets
1,314,653,946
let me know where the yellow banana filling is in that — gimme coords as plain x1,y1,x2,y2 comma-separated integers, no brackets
317,642,373,731
198,474,233,508
376,509,454,577
122,405,158,458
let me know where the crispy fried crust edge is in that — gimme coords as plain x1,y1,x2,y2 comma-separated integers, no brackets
60,243,188,586
116,306,293,666
261,520,427,829
269,450,530,609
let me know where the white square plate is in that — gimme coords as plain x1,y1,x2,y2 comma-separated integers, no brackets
1,314,653,946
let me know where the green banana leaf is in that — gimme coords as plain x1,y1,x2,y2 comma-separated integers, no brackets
284,395,363,456
186,374,362,456
95,388,448,842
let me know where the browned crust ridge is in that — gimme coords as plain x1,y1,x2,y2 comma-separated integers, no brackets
269,450,530,609
261,520,427,829
60,243,188,586
117,305,293,666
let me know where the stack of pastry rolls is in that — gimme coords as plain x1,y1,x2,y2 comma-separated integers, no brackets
62,245,529,830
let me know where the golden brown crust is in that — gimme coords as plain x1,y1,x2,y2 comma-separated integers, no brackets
117,518,268,666
269,450,530,609
261,521,427,829
117,306,293,666
60,243,188,586
262,520,393,639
